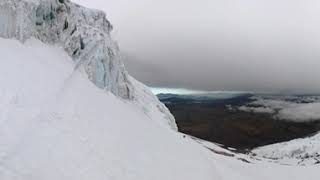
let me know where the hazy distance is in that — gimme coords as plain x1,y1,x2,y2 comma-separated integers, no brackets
75,0,320,94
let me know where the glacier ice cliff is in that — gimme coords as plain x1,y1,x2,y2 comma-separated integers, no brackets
0,0,177,130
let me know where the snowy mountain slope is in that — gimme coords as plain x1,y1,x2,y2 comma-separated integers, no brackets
252,133,320,165
0,0,176,130
0,38,215,179
0,38,319,180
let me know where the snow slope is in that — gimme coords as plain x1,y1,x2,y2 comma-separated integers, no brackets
252,132,320,165
0,0,176,131
0,38,215,179
1,38,319,180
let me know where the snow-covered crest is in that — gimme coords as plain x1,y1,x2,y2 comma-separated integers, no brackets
0,0,130,98
0,0,177,130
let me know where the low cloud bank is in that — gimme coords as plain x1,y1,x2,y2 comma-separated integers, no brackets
238,106,275,114
237,96,320,122
276,103,320,122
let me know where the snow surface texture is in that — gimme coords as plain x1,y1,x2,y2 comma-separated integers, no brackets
0,0,176,130
252,132,320,165
0,38,214,179
237,95,320,122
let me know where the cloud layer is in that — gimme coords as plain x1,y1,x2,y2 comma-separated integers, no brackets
75,0,320,94
237,96,320,122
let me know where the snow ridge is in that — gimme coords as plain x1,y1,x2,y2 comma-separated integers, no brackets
0,0,176,130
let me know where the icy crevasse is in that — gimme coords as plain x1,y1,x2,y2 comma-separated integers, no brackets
0,0,177,130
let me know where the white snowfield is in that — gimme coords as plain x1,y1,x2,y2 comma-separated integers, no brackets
0,0,320,179
0,38,216,180
252,132,320,165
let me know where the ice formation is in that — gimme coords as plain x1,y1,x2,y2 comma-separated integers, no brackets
0,0,177,130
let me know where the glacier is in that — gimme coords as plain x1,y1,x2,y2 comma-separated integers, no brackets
0,0,176,130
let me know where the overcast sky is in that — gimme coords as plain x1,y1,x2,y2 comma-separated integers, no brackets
75,0,320,94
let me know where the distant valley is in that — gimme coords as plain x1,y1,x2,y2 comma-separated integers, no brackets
158,93,320,151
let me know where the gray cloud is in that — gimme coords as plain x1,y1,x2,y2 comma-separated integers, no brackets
75,0,320,94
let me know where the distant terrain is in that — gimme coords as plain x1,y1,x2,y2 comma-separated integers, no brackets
158,93,320,150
